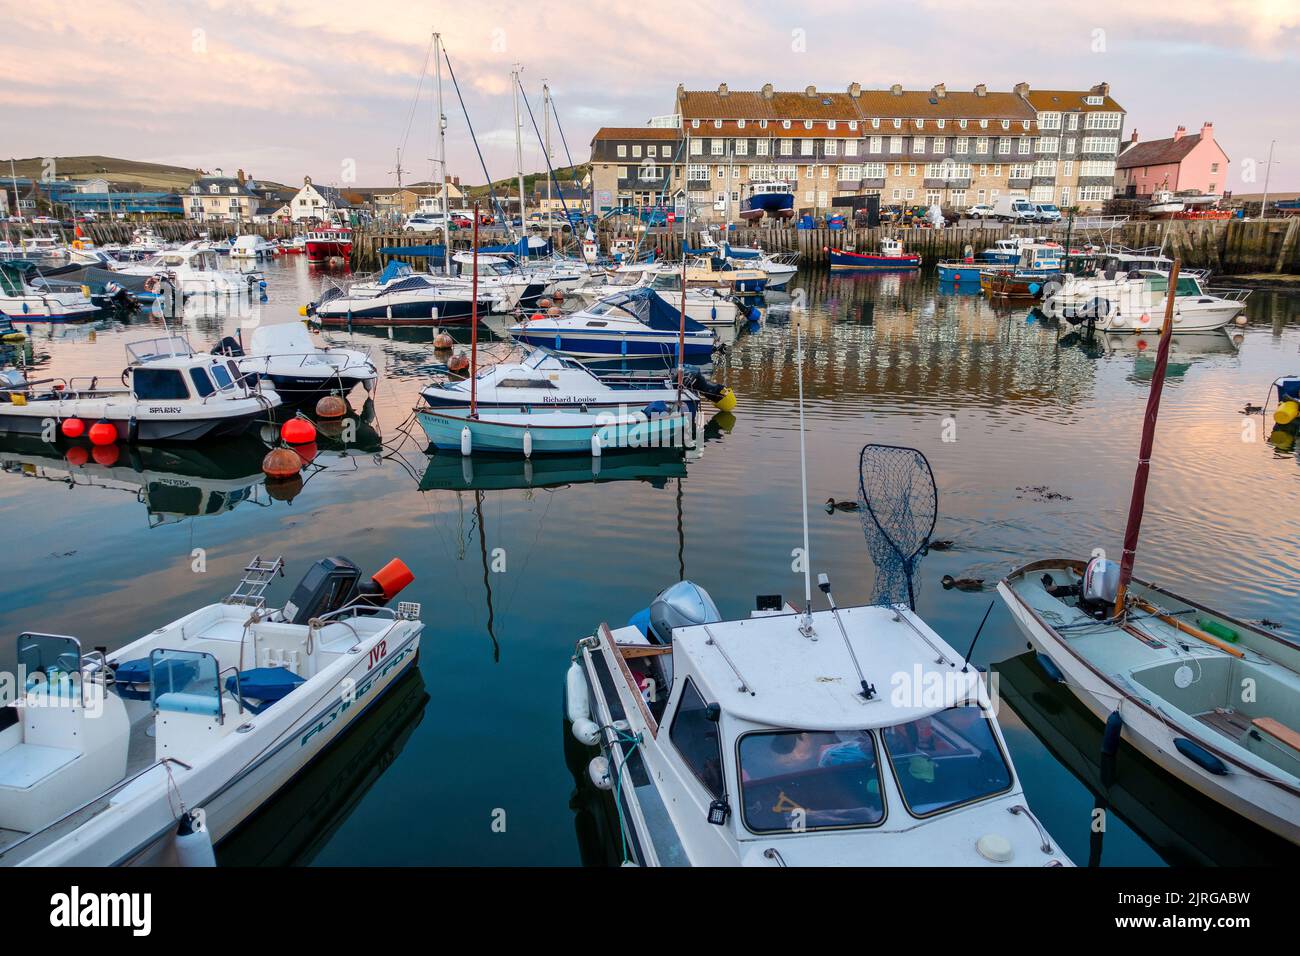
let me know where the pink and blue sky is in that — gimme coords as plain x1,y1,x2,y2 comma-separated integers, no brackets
2,0,1296,190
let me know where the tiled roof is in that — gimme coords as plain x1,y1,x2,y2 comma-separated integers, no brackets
1116,134,1203,169
591,127,682,142
1024,89,1124,112
680,89,862,121
852,89,1034,121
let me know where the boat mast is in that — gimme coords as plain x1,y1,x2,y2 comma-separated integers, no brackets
434,31,450,277
543,80,552,245
1112,258,1182,617
796,325,813,635
512,64,526,241
470,203,480,419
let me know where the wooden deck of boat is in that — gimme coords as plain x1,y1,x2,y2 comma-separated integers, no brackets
1196,707,1251,741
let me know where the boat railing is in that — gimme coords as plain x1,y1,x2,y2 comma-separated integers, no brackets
126,335,196,365
0,756,194,865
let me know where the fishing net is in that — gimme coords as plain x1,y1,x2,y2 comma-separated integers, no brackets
857,444,938,609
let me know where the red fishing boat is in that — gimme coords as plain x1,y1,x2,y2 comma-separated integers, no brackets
828,237,921,270
305,225,353,264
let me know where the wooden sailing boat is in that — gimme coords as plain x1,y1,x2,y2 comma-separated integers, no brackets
998,259,1300,845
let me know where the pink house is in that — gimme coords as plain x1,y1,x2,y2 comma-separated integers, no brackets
1115,122,1229,197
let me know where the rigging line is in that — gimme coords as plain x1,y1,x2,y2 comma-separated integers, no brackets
397,32,436,160
516,77,576,232
443,48,508,225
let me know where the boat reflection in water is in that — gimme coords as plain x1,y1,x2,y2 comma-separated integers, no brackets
418,446,688,493
217,668,429,867
994,651,1300,867
0,433,272,526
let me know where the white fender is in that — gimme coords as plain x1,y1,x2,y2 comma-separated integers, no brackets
565,661,590,724
522,428,532,459
588,755,612,790
174,810,216,867
460,426,472,456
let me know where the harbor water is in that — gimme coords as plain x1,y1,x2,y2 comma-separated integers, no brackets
1,257,1298,866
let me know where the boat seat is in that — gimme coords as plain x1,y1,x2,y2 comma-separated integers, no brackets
111,657,198,700
1252,717,1300,754
226,667,305,714
155,691,223,717
0,743,79,790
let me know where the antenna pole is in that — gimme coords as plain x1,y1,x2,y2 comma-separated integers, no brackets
962,601,995,672
796,325,813,635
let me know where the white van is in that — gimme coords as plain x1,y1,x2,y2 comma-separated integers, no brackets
991,195,1037,222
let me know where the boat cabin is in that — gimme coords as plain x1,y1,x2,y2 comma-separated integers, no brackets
125,336,256,401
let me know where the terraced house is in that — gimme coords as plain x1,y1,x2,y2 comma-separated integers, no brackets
590,82,1124,221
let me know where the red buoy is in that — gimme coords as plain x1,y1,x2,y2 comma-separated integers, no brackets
88,420,117,446
280,417,317,445
433,331,454,350
65,446,89,467
294,442,318,464
61,418,86,439
447,353,469,375
262,446,303,479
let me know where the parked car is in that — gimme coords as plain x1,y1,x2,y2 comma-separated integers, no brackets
966,203,995,219
1032,203,1063,224
450,213,473,229
405,213,448,233
31,216,59,225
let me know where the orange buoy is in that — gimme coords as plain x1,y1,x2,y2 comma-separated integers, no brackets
316,395,346,419
60,417,85,439
280,417,317,445
294,441,318,464
447,353,469,375
88,420,117,446
433,331,454,349
262,446,303,479
371,557,415,599
65,446,89,467
538,297,553,310
529,312,546,323
92,444,120,467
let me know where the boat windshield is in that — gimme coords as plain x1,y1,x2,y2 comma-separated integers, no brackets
737,730,885,833
1143,274,1203,297
880,706,1012,817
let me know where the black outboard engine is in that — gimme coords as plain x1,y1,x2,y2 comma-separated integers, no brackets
648,581,722,645
212,335,244,357
281,556,415,625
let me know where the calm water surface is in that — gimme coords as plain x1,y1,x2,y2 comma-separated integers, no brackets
2,257,1298,866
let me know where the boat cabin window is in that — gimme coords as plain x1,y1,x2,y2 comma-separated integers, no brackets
737,730,885,833
133,367,190,401
880,706,1013,817
668,679,724,799
497,378,556,389
1143,274,1201,297
210,363,235,391
188,367,216,397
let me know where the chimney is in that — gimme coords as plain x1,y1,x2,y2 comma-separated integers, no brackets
890,83,903,96
1200,121,1214,140
1130,129,1139,144
848,82,861,98
761,83,774,99
932,83,946,99
1012,81,1029,96
1096,82,1110,97
718,83,728,96
805,85,817,97
237,168,246,185
974,83,987,97
1173,125,1186,141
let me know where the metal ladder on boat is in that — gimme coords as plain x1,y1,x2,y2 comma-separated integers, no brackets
223,554,285,610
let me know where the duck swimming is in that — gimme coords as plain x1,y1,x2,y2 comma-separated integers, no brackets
941,574,985,592
926,540,955,551
1242,404,1264,415
825,498,860,513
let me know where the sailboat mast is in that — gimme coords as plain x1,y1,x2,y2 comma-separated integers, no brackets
512,65,526,238
543,80,552,244
1112,258,1182,617
434,31,450,277
470,204,480,418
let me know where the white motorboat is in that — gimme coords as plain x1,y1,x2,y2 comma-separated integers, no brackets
0,554,421,865
695,232,798,289
0,335,281,442
1043,265,1249,333
419,347,733,416
216,322,377,403
0,261,98,321
1146,190,1186,217
229,235,273,260
115,242,266,298
307,262,497,326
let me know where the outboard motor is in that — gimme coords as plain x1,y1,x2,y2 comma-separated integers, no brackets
648,581,722,645
212,335,244,357
282,556,415,625
1081,557,1120,618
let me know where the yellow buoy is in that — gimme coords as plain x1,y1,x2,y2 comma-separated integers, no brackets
1275,400,1299,425
11,394,27,406
298,305,309,317
1269,428,1295,452
714,386,737,412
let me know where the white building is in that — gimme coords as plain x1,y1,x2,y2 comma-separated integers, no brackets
289,176,350,223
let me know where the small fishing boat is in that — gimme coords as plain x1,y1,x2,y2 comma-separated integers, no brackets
305,225,353,264
1146,189,1186,218
0,335,280,442
229,235,273,260
509,288,717,361
0,554,421,865
417,402,697,457
1044,269,1249,333
680,254,768,295
419,347,732,416
214,322,377,403
829,237,921,270
1000,260,1300,846
738,181,795,222
694,233,799,289
0,262,98,321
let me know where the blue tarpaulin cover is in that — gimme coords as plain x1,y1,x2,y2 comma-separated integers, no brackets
603,287,709,334
228,667,305,702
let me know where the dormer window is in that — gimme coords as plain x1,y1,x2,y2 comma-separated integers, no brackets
959,119,968,129
980,119,988,129
803,120,812,129
892,118,901,129
871,117,880,129
759,119,768,129
1001,119,1010,129
827,120,836,130
936,119,945,129
691,119,700,128
1022,120,1030,130
915,119,924,129
848,120,857,130
209,185,218,194
737,119,746,129
713,119,721,129
782,120,791,129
